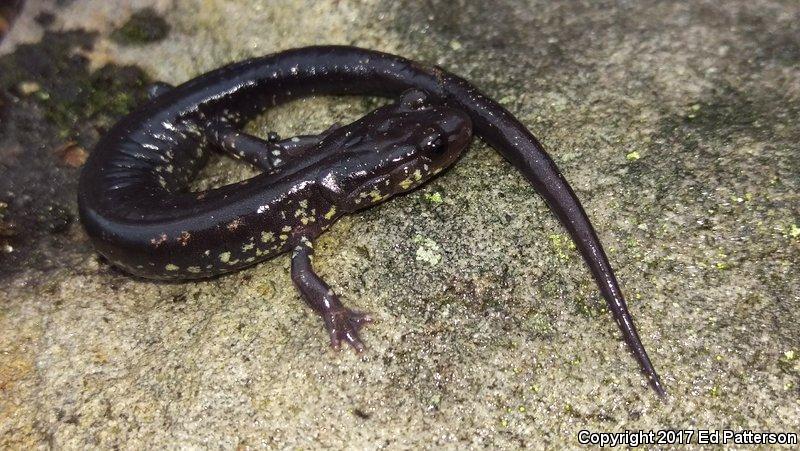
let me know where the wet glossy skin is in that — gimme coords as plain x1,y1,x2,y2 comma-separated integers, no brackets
80,90,469,279
78,46,665,397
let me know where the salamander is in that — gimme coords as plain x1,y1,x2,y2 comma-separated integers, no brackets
78,46,665,397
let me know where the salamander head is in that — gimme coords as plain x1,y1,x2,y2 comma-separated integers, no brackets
317,89,472,211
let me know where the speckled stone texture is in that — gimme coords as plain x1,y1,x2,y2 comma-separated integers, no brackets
1,0,798,448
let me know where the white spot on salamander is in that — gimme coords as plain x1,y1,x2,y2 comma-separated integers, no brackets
227,218,243,231
151,234,168,247
320,172,341,195
220,252,231,263
165,264,179,271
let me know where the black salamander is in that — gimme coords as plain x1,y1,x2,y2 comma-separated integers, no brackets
78,46,665,397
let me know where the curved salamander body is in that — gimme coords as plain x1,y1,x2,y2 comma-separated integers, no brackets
78,46,665,397
80,88,470,279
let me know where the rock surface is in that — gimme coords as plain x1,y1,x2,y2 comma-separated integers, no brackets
1,0,798,448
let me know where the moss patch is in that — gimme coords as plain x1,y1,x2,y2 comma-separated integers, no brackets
111,8,170,45
0,30,151,145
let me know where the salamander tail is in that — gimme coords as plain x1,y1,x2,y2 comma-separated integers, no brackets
533,160,667,398
421,63,666,398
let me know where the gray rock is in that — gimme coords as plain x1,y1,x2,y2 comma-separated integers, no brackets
1,0,798,448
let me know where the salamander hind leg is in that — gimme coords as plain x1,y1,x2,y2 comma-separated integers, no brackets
290,237,373,352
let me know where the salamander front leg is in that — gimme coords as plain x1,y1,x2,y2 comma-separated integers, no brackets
207,121,341,172
271,122,341,161
290,238,372,352
207,120,281,171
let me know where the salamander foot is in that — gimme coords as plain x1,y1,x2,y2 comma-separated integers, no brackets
322,307,373,352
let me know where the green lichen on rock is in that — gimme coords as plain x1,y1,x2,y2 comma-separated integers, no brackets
111,8,170,45
424,191,443,204
413,235,442,266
